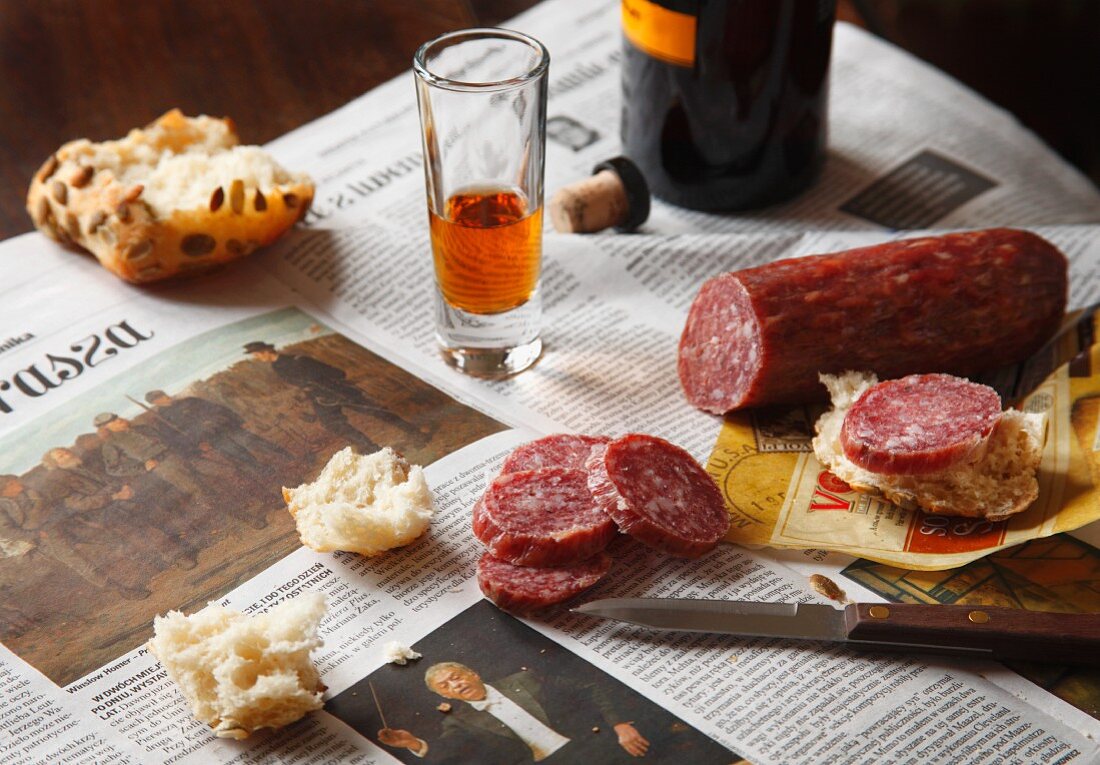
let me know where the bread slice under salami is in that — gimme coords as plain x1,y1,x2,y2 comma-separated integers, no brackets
26,109,314,283
813,372,1044,520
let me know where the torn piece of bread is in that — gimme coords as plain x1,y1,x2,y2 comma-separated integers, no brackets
147,592,326,740
26,109,314,283
382,641,422,665
812,372,1044,520
283,447,434,555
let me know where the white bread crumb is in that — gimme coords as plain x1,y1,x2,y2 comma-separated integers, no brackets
812,372,1044,520
283,447,434,555
382,641,422,665
147,593,326,740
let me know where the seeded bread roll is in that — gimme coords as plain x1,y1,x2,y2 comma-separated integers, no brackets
26,109,314,283
812,372,1044,521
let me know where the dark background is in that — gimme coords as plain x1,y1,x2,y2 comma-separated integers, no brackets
1,0,1097,241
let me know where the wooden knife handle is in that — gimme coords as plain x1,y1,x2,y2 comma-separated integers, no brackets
844,603,1100,666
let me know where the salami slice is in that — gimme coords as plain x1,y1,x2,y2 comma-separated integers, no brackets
473,468,617,567
840,374,1003,475
586,434,729,558
477,550,612,614
678,228,1067,413
501,434,612,473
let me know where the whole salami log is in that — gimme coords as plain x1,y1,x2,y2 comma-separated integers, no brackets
473,468,617,567
586,434,729,558
840,374,1002,475
678,228,1068,413
477,550,612,613
500,434,612,473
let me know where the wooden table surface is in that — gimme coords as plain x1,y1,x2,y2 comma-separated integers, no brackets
1,0,1096,241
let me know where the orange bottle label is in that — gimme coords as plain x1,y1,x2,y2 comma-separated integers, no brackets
622,0,696,67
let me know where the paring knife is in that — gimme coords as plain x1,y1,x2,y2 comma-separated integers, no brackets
572,599,1100,666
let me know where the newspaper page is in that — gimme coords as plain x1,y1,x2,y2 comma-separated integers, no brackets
1,235,1097,762
5,0,1100,763
0,236,499,762
49,437,1100,764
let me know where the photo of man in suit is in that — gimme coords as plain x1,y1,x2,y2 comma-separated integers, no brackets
378,662,649,761
327,601,741,765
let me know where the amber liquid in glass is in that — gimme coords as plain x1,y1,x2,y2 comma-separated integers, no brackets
429,187,542,315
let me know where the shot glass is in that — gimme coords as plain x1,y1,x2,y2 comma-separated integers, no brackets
414,28,549,378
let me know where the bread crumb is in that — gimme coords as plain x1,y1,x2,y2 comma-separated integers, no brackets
147,593,326,739
284,447,434,555
382,641,422,665
437,703,452,713
592,726,600,733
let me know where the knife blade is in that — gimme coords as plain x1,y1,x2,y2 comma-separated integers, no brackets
572,598,1100,666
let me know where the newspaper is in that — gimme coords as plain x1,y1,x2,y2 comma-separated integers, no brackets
4,0,1100,762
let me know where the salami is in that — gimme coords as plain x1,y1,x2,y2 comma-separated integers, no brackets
840,374,1003,475
473,468,617,567
586,434,729,558
678,228,1068,413
477,550,612,614
500,434,612,473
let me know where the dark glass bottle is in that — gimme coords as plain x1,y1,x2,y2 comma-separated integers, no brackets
621,0,836,211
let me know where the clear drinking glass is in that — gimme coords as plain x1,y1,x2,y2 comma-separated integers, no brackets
414,28,549,378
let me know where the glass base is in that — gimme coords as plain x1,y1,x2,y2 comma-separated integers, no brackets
439,336,543,379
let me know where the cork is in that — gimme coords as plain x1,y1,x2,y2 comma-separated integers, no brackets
548,156,650,234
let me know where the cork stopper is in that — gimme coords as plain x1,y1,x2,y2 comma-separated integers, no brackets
548,156,650,234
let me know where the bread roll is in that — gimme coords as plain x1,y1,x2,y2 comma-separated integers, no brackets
26,109,314,283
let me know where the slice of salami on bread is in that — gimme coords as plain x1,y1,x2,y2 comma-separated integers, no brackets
812,372,1044,521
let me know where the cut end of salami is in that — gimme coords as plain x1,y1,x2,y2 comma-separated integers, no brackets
477,551,612,614
474,468,617,567
500,433,612,473
587,434,729,558
840,374,1003,475
677,275,761,414
677,228,1068,414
